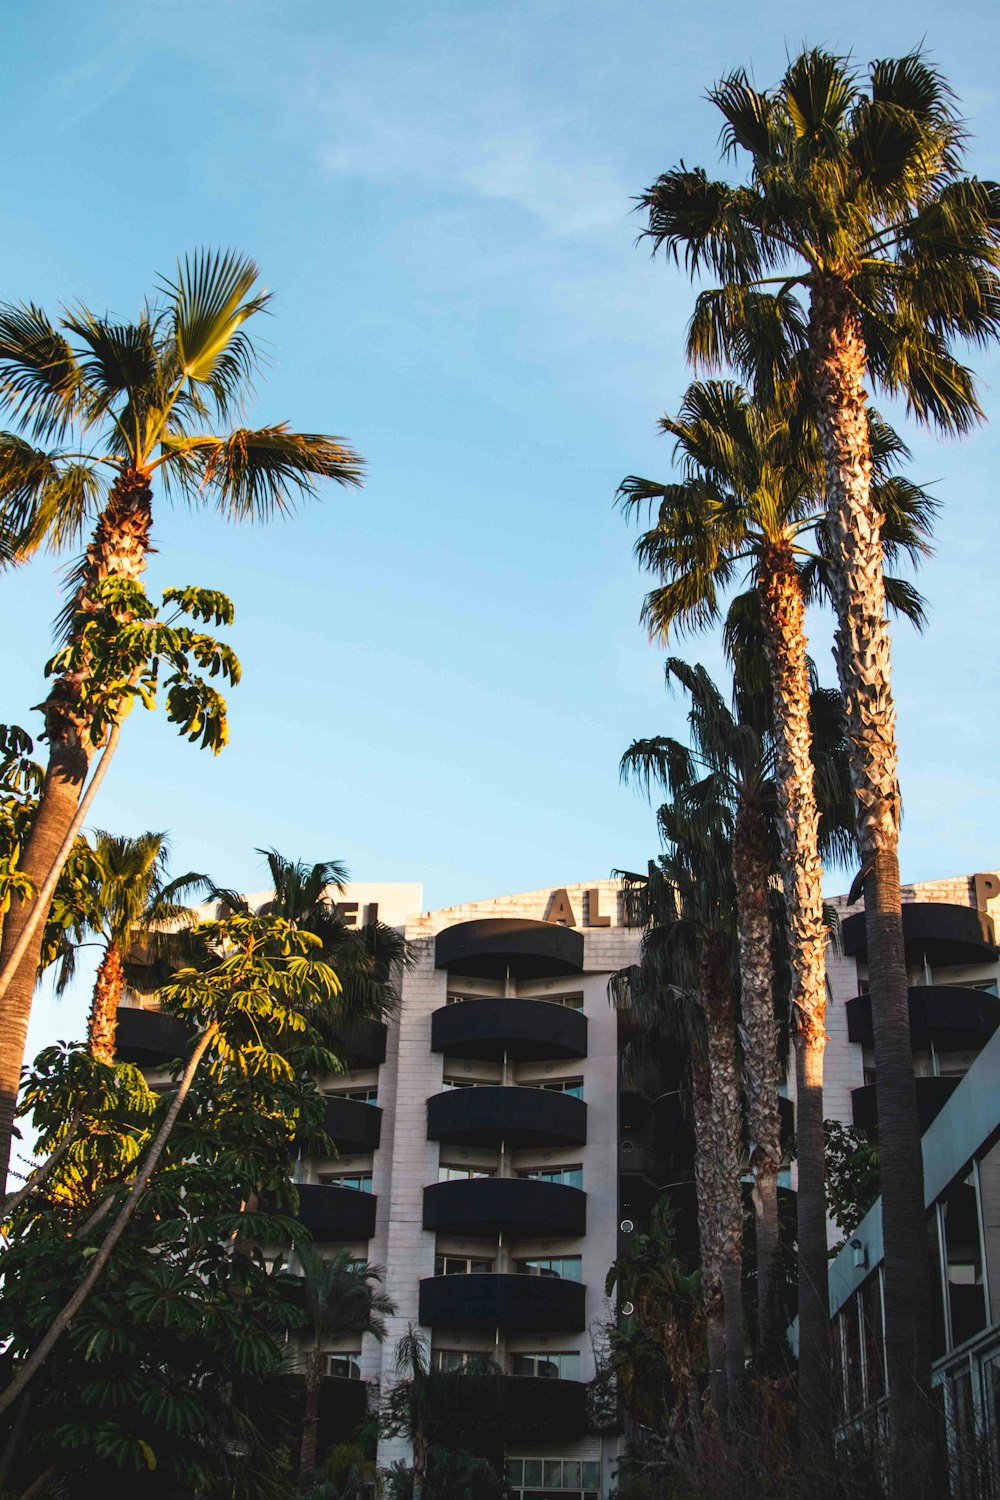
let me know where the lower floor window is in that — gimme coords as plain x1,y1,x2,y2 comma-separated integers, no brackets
435,1254,494,1275
327,1353,362,1379
506,1458,600,1496
509,1352,580,1379
326,1172,374,1192
431,1349,494,1373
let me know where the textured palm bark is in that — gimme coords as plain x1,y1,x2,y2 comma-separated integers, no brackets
0,470,153,1187
757,541,831,1435
809,275,932,1477
298,1355,322,1488
732,804,783,1368
88,945,124,1065
691,1047,727,1428
700,935,744,1417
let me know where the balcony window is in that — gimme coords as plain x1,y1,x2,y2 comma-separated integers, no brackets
326,1172,373,1193
327,1353,361,1379
328,1086,379,1104
515,1256,582,1282
431,1349,494,1372
506,1456,600,1500
939,1169,989,1348
442,1076,496,1089
434,1255,494,1276
438,1165,496,1182
518,1165,583,1189
532,1078,584,1099
541,993,584,1010
510,1351,580,1379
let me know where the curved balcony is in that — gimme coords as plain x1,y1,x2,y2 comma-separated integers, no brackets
323,1019,387,1069
419,1272,586,1332
277,1374,369,1446
846,986,1000,1051
850,1076,962,1136
436,919,584,980
115,1006,191,1066
419,1375,587,1447
432,997,587,1062
423,1178,586,1238
427,1087,586,1149
842,903,997,967
323,1095,383,1154
295,1182,377,1241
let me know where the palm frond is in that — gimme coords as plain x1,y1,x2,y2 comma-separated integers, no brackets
0,303,82,439
163,425,363,520
0,435,102,560
165,249,270,410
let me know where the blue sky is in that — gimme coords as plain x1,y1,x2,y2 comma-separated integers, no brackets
2,0,999,1059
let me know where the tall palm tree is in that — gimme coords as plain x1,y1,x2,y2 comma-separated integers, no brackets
621,660,784,1368
295,1246,394,1489
636,54,999,1451
618,379,931,1446
0,249,364,1183
616,833,744,1428
38,830,210,1064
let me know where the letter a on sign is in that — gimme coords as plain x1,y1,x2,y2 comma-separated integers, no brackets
545,889,576,926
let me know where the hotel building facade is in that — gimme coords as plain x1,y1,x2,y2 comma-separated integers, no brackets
116,867,1000,1487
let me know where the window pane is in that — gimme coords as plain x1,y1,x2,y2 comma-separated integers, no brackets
542,1463,562,1487
522,1462,543,1488
562,1462,581,1488
506,1462,523,1487
511,1355,534,1378
582,1464,600,1489
941,1171,988,1348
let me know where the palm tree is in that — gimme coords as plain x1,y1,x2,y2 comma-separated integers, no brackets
295,1246,394,1489
38,830,210,1064
0,250,363,1185
618,379,931,1443
636,54,999,1450
621,661,783,1368
616,834,744,1428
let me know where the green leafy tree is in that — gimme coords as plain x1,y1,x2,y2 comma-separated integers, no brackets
636,54,1000,1464
0,249,363,1187
39,829,210,1064
294,1248,394,1490
0,908,352,1496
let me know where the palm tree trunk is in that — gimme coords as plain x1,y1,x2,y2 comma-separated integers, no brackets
731,801,783,1371
809,275,932,1480
690,1047,727,1429
88,945,124,1065
757,540,832,1442
298,1358,322,1488
700,935,744,1418
0,470,152,1187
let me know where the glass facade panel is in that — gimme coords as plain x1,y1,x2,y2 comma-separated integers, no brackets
515,1256,582,1281
327,1353,361,1379
518,1166,583,1189
522,1462,543,1488
941,1172,988,1348
860,1270,886,1405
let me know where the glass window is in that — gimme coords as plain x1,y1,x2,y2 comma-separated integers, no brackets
522,1462,543,1488
542,993,584,1010
842,1296,863,1417
328,1086,378,1104
927,1212,948,1361
327,1172,373,1193
581,1464,600,1490
516,1256,582,1281
434,1255,494,1276
940,1170,988,1348
438,1164,495,1181
562,1463,581,1489
327,1353,361,1379
860,1271,886,1406
430,1349,492,1373
506,1462,524,1487
535,1078,584,1099
509,1351,580,1379
442,1075,495,1089
518,1166,583,1189
505,1458,599,1495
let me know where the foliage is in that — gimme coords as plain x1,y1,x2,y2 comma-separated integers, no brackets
0,723,45,914
0,911,353,1497
823,1119,880,1240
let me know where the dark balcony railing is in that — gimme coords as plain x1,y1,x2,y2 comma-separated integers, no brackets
432,997,587,1062
423,1177,586,1238
418,1272,586,1332
436,919,584,980
115,1006,191,1066
323,1019,387,1069
846,986,1000,1051
427,1086,586,1149
295,1182,377,1241
418,1374,588,1450
842,903,997,967
276,1374,369,1446
323,1096,383,1154
851,1075,962,1136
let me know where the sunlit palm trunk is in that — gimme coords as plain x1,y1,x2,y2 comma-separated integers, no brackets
0,470,153,1186
88,945,124,1066
810,275,932,1473
732,800,782,1370
701,935,744,1417
758,540,832,1446
690,1047,727,1428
